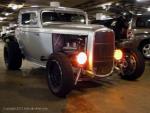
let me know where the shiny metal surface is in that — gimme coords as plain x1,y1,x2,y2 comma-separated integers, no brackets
16,7,114,77
93,30,115,76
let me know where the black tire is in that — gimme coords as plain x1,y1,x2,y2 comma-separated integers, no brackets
46,53,74,97
140,41,150,59
4,41,22,70
120,49,145,80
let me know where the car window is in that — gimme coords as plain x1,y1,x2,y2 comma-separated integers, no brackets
136,16,150,28
21,13,37,25
42,12,85,24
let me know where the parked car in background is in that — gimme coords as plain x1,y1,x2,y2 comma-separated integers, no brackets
128,14,150,59
1,25,16,42
0,30,1,39
0,26,8,40
92,12,150,59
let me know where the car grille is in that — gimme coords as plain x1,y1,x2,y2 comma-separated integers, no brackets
93,31,115,75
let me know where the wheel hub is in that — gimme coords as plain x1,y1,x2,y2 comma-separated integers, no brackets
142,43,150,58
121,54,136,76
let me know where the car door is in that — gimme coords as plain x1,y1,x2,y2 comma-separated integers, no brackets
19,11,52,63
19,11,41,61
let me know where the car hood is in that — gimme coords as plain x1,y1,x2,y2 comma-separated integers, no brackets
43,23,111,33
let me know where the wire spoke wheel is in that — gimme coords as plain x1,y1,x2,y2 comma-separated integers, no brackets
121,53,136,76
119,49,145,80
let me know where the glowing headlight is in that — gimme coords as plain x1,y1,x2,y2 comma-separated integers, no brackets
114,49,123,60
76,52,87,65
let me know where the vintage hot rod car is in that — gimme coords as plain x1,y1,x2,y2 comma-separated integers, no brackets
3,4,145,97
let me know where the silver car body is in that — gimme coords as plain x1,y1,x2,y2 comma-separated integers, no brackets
15,6,115,77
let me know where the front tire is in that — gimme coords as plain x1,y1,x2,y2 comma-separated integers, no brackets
4,41,22,70
120,49,145,80
46,53,74,97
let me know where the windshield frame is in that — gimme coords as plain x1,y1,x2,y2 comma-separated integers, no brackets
41,10,87,26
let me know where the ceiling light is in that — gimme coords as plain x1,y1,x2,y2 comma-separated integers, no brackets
8,3,24,10
2,12,12,16
31,5,39,7
115,3,120,6
96,2,113,8
2,12,9,16
8,3,16,8
5,13,9,16
144,31,148,34
136,0,142,1
147,7,150,11
0,17,7,21
12,5,18,10
137,13,142,15
19,4,24,8
136,0,149,2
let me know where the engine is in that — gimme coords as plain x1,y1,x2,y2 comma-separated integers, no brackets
52,33,87,54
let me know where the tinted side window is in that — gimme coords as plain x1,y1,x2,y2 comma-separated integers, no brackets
42,12,85,24
21,13,36,25
42,12,57,22
22,13,30,25
136,16,150,28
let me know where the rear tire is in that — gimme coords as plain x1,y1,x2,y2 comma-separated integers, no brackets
120,49,145,80
46,53,74,97
4,41,22,70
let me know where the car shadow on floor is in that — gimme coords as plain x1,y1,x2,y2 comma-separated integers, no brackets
2,67,123,100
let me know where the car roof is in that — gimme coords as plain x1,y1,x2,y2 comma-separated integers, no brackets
19,6,85,14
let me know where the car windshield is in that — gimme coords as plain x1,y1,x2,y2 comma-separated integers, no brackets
136,15,150,28
42,11,86,24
